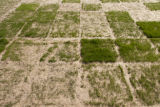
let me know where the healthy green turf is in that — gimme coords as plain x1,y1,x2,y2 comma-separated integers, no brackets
81,39,117,63
100,0,119,3
128,65,160,105
62,0,80,3
106,11,142,38
144,2,160,11
15,3,39,12
0,38,9,53
137,22,160,38
115,39,160,62
82,4,102,11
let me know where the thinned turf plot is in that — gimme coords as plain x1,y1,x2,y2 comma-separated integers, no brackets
0,38,8,53
82,4,102,11
81,39,117,63
144,2,160,11
106,11,143,38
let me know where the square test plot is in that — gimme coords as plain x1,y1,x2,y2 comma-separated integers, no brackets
150,38,160,53
81,39,118,63
81,64,133,106
27,63,80,106
115,39,160,62
59,3,81,11
81,12,112,37
126,64,160,106
51,11,80,38
0,3,39,38
106,11,144,38
20,4,59,38
40,41,80,63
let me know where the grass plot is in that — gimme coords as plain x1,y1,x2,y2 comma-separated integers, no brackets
137,22,160,38
62,0,80,3
106,11,143,38
115,39,160,62
144,2,160,11
52,11,80,38
0,38,9,53
82,4,102,11
82,64,133,106
81,39,117,63
127,65,160,105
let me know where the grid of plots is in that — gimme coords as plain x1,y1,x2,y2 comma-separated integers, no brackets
0,0,160,107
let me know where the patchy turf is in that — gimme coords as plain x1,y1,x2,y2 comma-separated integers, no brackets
127,64,160,105
62,0,80,3
82,64,133,106
52,11,80,38
137,21,160,38
144,2,160,11
82,4,102,11
81,39,117,63
106,11,143,38
115,39,160,62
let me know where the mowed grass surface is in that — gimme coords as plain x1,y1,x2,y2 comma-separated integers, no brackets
20,4,59,38
115,39,160,62
150,38,160,52
62,0,80,3
82,4,102,11
144,2,160,11
101,0,138,2
0,38,8,53
81,39,117,63
106,11,142,38
127,65,160,105
137,22,160,38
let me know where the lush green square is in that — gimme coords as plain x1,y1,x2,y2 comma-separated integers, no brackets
137,22,160,38
0,38,8,53
144,2,160,11
15,3,39,12
62,0,80,3
81,39,118,63
116,39,160,62
82,4,102,11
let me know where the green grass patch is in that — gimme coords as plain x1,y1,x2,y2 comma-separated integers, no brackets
62,0,80,3
82,4,102,11
100,0,119,3
2,41,22,61
16,3,39,12
106,11,142,38
52,11,80,38
150,38,160,52
144,2,160,11
128,65,160,105
81,39,117,63
137,21,160,38
115,39,160,62
0,38,9,53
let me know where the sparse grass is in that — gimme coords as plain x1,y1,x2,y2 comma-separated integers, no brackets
115,39,160,62
150,38,160,52
100,0,119,3
62,0,80,3
52,11,80,38
0,38,9,53
128,65,160,105
81,39,117,63
106,11,142,38
82,4,102,11
2,41,22,61
83,64,133,106
144,2,160,11
137,21,160,38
